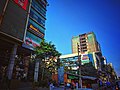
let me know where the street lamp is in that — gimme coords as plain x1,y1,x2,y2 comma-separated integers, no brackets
77,43,82,88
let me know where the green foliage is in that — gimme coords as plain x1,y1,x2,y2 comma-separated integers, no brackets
34,39,61,84
34,39,61,59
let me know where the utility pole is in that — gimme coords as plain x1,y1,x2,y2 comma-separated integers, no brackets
77,43,82,88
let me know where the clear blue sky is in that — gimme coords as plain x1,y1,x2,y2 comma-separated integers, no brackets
45,0,120,76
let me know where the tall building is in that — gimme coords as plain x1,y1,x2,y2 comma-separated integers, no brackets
67,32,106,70
18,0,48,82
0,0,29,80
22,0,48,50
0,0,48,82
72,32,101,54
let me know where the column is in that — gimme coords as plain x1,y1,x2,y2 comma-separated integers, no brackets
34,59,39,82
7,44,17,80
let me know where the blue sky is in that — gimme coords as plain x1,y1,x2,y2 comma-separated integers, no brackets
45,0,120,76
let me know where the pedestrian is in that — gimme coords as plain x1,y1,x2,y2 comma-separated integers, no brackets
64,82,67,90
116,79,120,90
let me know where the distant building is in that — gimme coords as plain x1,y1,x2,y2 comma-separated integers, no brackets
72,32,101,54
60,52,95,74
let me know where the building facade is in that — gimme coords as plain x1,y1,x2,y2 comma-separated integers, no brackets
72,32,101,54
0,0,48,83
60,52,95,74
22,0,48,50
0,0,30,80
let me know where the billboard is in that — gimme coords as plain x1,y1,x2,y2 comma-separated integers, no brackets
88,53,94,64
28,24,44,38
14,0,28,10
81,54,90,64
81,53,94,65
58,67,64,84
23,31,42,50
23,23,44,50
0,0,28,41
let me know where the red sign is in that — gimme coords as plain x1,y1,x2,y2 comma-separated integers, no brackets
14,0,28,10
25,37,39,48
82,55,89,60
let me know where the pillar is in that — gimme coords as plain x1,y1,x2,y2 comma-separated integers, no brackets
7,44,17,80
34,59,39,82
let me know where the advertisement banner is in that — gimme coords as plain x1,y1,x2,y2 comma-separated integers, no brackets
14,0,28,10
0,0,28,41
25,37,40,48
28,24,44,38
81,54,90,64
23,31,42,50
82,54,89,60
58,67,64,84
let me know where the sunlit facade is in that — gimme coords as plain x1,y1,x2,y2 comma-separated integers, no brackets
72,32,101,54
23,0,48,50
60,52,95,74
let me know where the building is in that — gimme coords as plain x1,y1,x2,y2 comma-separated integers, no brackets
22,0,48,82
0,0,48,82
0,0,30,80
72,32,101,54
60,52,95,74
71,32,106,70
22,0,48,50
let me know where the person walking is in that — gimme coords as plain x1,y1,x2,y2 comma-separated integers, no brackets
116,78,120,90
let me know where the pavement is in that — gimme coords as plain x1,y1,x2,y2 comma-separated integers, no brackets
17,86,93,90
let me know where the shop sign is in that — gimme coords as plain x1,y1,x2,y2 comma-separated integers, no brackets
58,67,64,84
82,54,89,60
29,24,44,38
25,37,39,48
14,0,28,10
68,75,78,79
29,24,39,33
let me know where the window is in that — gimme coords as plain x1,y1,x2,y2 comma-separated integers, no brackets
30,8,45,26
32,0,46,16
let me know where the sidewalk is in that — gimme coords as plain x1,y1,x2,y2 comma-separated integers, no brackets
18,87,49,90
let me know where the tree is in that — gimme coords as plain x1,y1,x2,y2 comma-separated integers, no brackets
34,39,61,83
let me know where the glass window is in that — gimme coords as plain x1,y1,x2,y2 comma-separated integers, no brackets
30,8,45,26
32,0,46,16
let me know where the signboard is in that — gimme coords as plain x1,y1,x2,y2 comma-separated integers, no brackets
25,37,39,47
82,54,89,60
68,75,78,80
23,31,42,50
14,0,28,10
81,54,90,64
0,0,28,41
88,53,94,64
28,24,44,38
58,67,64,84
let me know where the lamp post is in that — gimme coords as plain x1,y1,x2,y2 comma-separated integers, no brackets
77,43,82,88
